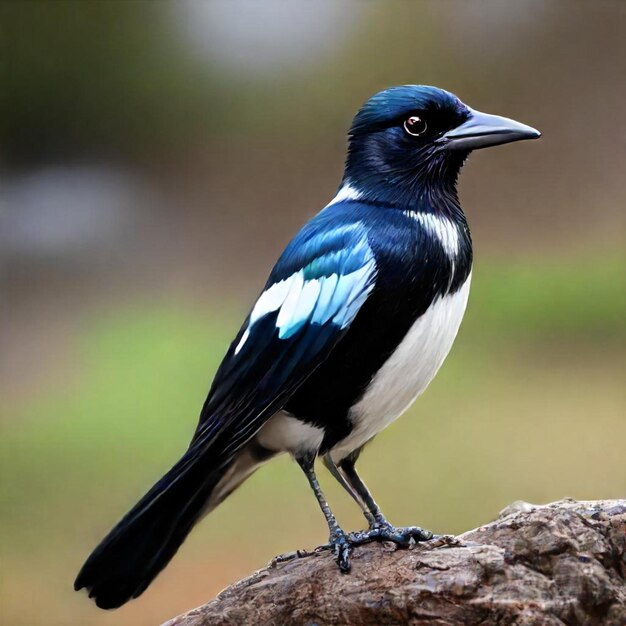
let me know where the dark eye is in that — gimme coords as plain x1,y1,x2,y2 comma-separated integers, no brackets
403,115,427,137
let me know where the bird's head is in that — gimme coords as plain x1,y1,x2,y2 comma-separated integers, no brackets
344,85,540,205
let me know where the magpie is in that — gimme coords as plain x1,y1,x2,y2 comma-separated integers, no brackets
75,85,540,609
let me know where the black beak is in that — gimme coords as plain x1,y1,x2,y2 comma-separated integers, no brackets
440,108,541,151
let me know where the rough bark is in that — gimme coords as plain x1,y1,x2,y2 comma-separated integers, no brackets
164,499,626,626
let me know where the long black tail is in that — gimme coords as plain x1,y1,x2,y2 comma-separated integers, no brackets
74,443,231,609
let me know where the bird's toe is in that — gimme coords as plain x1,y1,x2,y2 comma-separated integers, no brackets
347,523,433,547
398,525,433,543
330,532,352,573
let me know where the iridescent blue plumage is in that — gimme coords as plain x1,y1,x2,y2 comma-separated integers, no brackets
350,85,465,135
75,85,540,609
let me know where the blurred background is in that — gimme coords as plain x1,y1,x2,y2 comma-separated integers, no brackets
1,1,624,624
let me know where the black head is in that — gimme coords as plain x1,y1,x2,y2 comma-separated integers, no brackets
344,85,540,205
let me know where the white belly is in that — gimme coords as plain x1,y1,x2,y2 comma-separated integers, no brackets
330,274,471,462
257,410,324,456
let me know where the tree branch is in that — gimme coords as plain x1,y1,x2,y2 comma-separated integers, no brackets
163,499,626,626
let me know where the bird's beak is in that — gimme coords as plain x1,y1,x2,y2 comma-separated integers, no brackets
440,108,541,151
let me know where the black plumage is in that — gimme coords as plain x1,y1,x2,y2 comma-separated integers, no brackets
75,85,539,608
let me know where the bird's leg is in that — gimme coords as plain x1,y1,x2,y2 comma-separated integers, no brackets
296,455,352,572
338,456,433,546
322,454,375,526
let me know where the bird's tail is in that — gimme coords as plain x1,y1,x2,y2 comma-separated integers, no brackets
74,440,259,609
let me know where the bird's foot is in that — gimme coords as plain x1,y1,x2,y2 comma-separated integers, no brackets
348,522,433,547
318,524,432,572
318,529,352,572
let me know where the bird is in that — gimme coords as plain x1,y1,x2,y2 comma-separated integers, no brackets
75,85,540,609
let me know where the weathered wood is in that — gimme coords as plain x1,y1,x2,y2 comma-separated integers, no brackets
164,499,626,626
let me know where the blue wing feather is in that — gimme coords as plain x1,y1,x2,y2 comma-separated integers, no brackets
191,215,377,459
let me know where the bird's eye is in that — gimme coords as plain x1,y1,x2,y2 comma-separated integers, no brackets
403,116,427,137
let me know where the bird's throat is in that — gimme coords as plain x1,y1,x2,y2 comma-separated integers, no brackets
344,144,468,221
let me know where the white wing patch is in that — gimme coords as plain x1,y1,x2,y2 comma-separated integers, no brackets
234,277,295,354
235,240,376,354
277,275,321,339
249,277,295,325
405,211,460,258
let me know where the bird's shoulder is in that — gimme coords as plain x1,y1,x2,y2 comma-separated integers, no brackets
269,198,433,280
287,197,472,306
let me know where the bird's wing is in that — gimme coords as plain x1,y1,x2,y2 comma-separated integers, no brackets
191,220,377,456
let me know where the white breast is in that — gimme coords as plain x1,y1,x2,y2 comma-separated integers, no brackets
330,274,472,462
